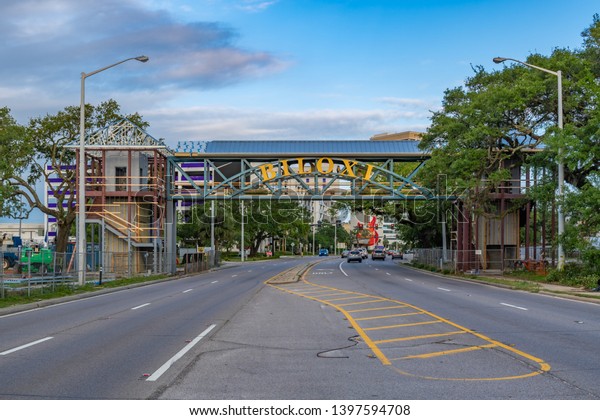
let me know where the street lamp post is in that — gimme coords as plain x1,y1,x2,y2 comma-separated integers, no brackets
493,56,565,270
78,56,149,286
334,223,337,256
240,201,245,262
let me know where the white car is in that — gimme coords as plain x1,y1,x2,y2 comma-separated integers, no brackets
346,250,362,263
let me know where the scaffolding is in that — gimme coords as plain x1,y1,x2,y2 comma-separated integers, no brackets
75,119,172,276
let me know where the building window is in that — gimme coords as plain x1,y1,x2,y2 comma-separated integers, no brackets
116,167,127,191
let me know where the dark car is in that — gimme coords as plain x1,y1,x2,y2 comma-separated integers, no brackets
319,248,329,256
371,249,386,260
346,250,362,263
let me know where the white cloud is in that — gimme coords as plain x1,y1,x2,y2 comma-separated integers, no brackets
143,105,431,143
238,0,279,13
0,1,289,93
377,97,430,107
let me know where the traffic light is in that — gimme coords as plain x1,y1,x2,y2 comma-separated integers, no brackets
317,221,322,228
335,220,341,227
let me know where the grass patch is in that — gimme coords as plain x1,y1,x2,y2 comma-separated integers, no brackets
470,275,541,292
0,274,170,310
408,261,541,292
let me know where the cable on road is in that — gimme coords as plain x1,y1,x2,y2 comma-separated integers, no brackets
317,335,361,359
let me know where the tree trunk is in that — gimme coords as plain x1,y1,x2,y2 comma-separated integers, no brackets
54,220,73,253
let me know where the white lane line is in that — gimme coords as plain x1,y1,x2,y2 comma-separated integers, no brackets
231,274,238,277
182,289,193,294
437,287,451,292
404,277,414,282
501,302,528,311
386,272,391,276
131,303,151,310
146,324,216,382
338,261,349,277
0,307,42,319
1,337,54,356
211,281,219,284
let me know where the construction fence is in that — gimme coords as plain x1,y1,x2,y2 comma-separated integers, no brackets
411,247,567,274
0,249,213,299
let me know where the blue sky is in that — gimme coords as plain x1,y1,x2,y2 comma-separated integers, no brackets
1,0,598,223
1,0,597,143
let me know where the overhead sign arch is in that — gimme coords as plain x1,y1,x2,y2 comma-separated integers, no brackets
167,140,445,201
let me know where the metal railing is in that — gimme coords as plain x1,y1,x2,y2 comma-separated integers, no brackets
410,247,572,274
1,249,212,299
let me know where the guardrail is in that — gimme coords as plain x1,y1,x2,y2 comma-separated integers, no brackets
0,274,77,298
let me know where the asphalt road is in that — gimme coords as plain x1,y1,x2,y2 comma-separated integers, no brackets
160,256,600,400
1,256,599,400
0,258,302,399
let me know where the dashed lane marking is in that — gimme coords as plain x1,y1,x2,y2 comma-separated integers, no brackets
1,337,54,356
501,302,528,311
146,324,216,382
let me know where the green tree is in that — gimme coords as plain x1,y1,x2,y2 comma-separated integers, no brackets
314,222,351,252
0,100,147,253
242,199,311,256
418,16,600,264
0,107,29,219
177,201,238,252
179,199,311,257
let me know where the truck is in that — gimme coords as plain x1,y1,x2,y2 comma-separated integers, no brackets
1,236,22,270
2,251,19,270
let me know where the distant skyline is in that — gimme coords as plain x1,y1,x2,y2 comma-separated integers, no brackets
1,1,598,223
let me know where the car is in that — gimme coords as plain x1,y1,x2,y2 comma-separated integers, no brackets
358,248,368,259
341,249,350,258
319,248,329,256
346,250,362,263
390,250,403,259
371,249,386,260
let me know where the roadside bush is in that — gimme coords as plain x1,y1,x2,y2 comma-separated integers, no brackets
546,262,599,289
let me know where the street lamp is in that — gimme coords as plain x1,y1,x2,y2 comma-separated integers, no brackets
78,55,149,286
311,224,315,255
493,56,565,270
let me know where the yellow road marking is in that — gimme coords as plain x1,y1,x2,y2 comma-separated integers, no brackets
347,305,409,313
287,288,328,293
326,295,372,302
337,299,388,307
363,320,441,331
266,265,551,380
304,292,353,298
390,365,546,382
374,330,466,344
394,344,498,360
355,311,424,321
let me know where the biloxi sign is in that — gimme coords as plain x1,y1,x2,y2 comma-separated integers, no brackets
257,157,377,182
